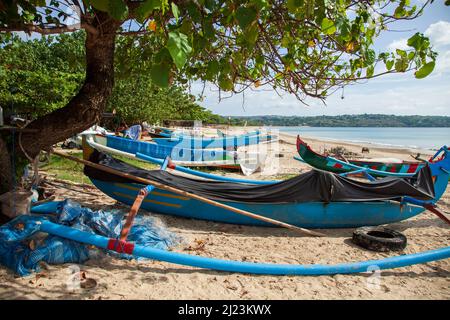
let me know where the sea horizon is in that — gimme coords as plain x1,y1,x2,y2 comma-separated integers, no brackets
267,126,450,151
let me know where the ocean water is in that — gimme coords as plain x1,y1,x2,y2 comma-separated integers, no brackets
270,127,450,151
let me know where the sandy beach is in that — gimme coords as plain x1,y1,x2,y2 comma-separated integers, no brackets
0,132,449,300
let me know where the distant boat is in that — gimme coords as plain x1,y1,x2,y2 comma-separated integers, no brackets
296,135,425,177
83,134,265,175
152,130,277,149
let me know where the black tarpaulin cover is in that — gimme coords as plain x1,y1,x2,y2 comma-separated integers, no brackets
85,151,435,204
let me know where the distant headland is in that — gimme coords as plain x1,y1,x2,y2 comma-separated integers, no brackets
223,114,450,127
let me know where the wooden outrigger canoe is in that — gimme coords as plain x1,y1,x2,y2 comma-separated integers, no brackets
153,130,277,149
83,134,265,175
296,135,426,177
82,140,450,229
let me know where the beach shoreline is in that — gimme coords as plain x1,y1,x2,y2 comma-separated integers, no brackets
278,131,435,156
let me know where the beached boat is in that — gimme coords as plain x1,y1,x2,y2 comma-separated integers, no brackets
82,141,450,229
296,136,425,177
152,130,277,149
83,134,265,175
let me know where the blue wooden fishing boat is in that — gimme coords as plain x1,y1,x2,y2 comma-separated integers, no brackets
296,136,425,177
83,134,265,174
82,141,450,229
152,130,277,149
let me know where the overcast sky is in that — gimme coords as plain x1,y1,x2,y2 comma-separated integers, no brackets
192,1,450,117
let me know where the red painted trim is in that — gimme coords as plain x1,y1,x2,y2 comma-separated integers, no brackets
407,163,418,173
334,163,343,169
107,239,135,254
167,160,176,170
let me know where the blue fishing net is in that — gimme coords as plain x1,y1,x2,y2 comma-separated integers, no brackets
0,199,180,276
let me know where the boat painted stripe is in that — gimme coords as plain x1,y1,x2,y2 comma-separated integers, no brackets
399,165,409,174
334,162,343,169
407,163,418,173
113,192,182,208
114,183,189,200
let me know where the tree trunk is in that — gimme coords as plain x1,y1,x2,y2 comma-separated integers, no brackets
0,134,13,194
0,13,121,195
19,17,121,158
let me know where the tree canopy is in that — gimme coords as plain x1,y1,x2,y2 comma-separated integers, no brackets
0,31,219,125
0,32,85,118
0,0,442,193
1,1,439,103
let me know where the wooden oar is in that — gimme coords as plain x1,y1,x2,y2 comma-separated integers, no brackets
53,151,325,237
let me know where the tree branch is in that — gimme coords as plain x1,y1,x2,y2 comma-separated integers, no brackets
0,22,98,36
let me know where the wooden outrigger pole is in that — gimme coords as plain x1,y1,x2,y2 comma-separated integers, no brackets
52,150,325,237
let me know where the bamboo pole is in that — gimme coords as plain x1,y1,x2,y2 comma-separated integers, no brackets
53,150,325,237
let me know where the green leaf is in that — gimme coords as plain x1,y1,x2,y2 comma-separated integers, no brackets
203,19,215,39
321,18,336,35
415,61,435,79
394,5,406,18
167,31,192,69
89,0,109,12
235,6,257,30
171,2,179,22
206,60,219,80
205,0,217,11
445,0,450,5
396,49,407,58
366,65,374,77
287,0,304,13
336,18,351,41
108,0,128,20
218,75,233,91
135,0,160,23
407,32,422,50
186,2,201,23
151,63,170,87
386,60,394,71
153,48,172,65
244,24,259,46
394,58,408,72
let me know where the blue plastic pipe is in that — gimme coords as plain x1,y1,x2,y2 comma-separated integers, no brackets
30,201,61,213
39,220,450,276
136,152,279,185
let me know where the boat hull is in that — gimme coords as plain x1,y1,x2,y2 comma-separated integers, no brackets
89,134,242,167
153,132,276,149
91,179,425,229
296,136,424,176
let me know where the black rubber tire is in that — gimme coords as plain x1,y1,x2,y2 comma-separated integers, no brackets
352,227,407,252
